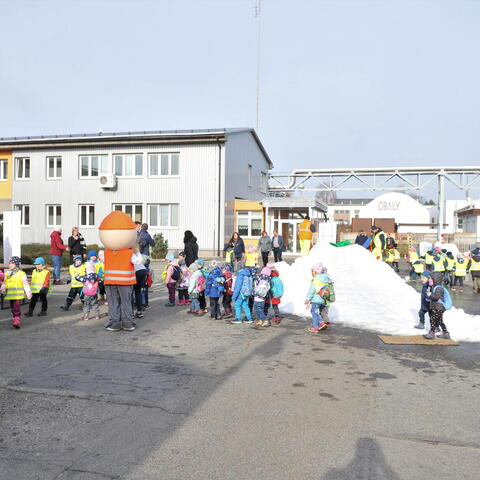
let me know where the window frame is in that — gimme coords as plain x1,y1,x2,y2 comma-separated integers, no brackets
79,154,110,178
14,157,29,180
260,171,268,194
79,204,95,228
46,204,62,228
148,152,180,178
112,203,143,222
14,204,30,226
248,164,252,188
113,153,144,178
46,156,62,180
0,159,8,181
148,203,179,228
237,211,263,237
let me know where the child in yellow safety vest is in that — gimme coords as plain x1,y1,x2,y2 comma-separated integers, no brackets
452,256,467,292
1,256,32,329
385,246,400,272
245,245,259,268
411,260,425,280
445,252,455,286
60,255,86,311
26,257,51,317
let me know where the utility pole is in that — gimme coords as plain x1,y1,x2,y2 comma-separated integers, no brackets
437,171,445,241
254,0,261,132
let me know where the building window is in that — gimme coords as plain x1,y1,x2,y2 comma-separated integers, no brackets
148,204,179,227
248,164,252,187
261,171,268,193
79,205,95,227
47,156,62,179
46,205,62,227
237,211,262,237
354,210,360,218
80,155,109,177
457,216,463,229
113,204,143,222
15,157,29,180
0,159,8,181
14,204,30,226
149,153,179,177
114,154,143,177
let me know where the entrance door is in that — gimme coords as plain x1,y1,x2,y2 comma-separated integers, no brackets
279,220,301,254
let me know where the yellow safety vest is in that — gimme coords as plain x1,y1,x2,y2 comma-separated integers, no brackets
393,249,400,261
454,260,467,276
5,270,27,300
385,250,394,263
409,252,419,263
95,261,104,279
445,257,455,271
69,264,86,288
413,262,425,274
432,257,446,272
469,258,480,272
245,252,257,267
298,219,313,241
31,269,52,294
425,252,433,265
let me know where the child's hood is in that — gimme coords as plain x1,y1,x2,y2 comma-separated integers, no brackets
315,273,331,283
239,268,251,277
210,267,222,277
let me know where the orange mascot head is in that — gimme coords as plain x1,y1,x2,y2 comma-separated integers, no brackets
99,211,137,250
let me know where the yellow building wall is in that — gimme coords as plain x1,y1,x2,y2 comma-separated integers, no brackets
233,200,265,249
0,151,12,199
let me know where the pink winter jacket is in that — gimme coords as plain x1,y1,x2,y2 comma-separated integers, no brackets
165,260,179,284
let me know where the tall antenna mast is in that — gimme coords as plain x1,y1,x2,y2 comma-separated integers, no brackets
254,0,261,132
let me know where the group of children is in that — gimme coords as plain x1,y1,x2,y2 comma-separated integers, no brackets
162,251,284,327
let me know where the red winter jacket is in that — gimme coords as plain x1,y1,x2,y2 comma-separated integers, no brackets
49,231,68,256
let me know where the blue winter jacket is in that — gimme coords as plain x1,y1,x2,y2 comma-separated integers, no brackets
420,283,431,311
205,267,224,298
232,268,252,302
306,273,331,305
139,229,156,256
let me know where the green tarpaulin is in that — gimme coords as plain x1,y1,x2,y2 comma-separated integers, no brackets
329,240,352,247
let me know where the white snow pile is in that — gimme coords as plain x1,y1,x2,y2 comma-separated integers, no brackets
276,243,480,342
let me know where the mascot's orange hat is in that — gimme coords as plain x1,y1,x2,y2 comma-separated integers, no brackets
99,211,136,230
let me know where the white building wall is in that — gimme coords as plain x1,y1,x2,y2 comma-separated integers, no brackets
12,143,220,251
224,131,271,242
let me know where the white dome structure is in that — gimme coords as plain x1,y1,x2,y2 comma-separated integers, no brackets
359,192,432,233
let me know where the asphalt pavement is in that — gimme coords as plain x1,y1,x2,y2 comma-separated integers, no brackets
0,268,479,480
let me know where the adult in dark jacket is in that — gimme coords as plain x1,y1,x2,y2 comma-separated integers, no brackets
228,232,245,271
386,233,397,249
139,223,155,256
183,230,199,267
271,231,284,262
68,227,87,264
354,231,368,246
49,228,69,284
257,231,272,266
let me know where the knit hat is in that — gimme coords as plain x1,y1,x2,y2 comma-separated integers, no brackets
9,256,21,266
311,263,324,274
420,271,431,278
261,266,272,276
98,250,105,262
33,257,46,266
165,253,175,262
431,271,443,286
86,261,95,274
73,255,83,265
189,263,200,272
197,258,205,267
88,250,97,259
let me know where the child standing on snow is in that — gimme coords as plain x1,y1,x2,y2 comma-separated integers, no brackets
231,266,253,324
221,263,234,318
2,256,32,328
26,257,51,317
304,263,329,333
252,266,272,328
205,260,225,320
188,263,205,315
61,255,86,311
264,264,283,324
164,253,181,307
415,271,432,330
177,258,191,305
424,272,451,340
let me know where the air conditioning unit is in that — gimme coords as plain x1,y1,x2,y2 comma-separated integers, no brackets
99,174,117,189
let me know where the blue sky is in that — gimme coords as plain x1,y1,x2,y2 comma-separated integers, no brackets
1,0,479,185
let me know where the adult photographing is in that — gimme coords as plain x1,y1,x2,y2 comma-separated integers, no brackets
370,225,386,260
183,230,199,267
271,231,284,262
257,231,272,266
139,223,155,268
68,227,87,264
228,232,245,271
49,227,69,284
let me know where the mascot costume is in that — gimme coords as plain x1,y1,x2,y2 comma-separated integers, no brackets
99,211,138,331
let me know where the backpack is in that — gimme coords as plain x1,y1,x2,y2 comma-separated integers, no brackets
83,281,98,296
270,276,284,299
240,275,253,298
225,249,234,264
433,285,452,310
214,275,225,293
196,276,206,293
254,276,271,299
171,266,181,282
314,278,336,303
146,271,153,287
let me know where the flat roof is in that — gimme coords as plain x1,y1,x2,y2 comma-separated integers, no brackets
262,196,327,212
0,127,273,168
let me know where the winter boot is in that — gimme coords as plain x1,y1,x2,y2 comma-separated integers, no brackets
423,331,435,340
12,316,21,329
437,331,451,339
25,311,33,317
178,299,185,306
37,311,47,317
83,313,89,321
60,297,73,311
414,322,425,330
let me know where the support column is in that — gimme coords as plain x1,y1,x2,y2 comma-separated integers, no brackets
437,172,445,241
